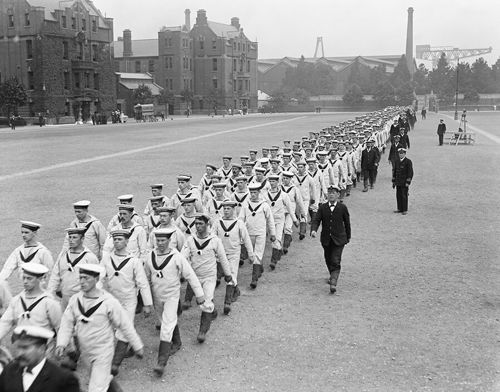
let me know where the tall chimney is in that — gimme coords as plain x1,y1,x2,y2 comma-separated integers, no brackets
230,17,240,30
406,7,414,78
196,9,207,25
123,29,132,57
184,9,191,30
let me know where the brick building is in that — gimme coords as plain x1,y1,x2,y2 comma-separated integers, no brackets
0,0,114,122
116,9,258,115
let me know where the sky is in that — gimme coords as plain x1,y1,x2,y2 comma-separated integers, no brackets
98,0,500,66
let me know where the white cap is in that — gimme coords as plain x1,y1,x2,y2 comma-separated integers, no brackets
13,325,54,342
21,263,49,276
73,200,91,208
20,221,41,231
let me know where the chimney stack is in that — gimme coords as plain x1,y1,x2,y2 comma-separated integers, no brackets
196,9,207,25
123,29,132,57
184,9,191,30
406,7,414,78
230,17,240,30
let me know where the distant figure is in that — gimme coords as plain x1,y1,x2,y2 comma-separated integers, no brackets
38,113,44,127
437,119,446,146
9,116,15,130
421,107,427,120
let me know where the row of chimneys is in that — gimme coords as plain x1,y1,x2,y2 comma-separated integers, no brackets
120,9,241,57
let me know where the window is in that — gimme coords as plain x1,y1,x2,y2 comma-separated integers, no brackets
212,79,218,89
183,79,189,90
183,56,189,70
8,14,14,28
189,79,193,91
26,40,33,59
64,71,70,89
233,41,236,50
62,41,68,59
238,80,242,91
212,58,217,71
233,59,237,71
92,19,97,32
94,73,99,90
81,19,86,31
74,72,80,88
165,56,173,69
25,13,30,26
182,38,188,48
148,59,155,73
135,61,141,72
242,43,245,52
77,43,83,60
247,60,250,72
233,79,237,91
237,42,241,51
71,17,76,29
84,72,90,88
239,59,243,72
28,72,34,90
62,15,67,28
212,39,217,49
199,39,204,50
189,58,192,71
245,80,249,91
168,79,173,90
166,38,172,48
92,44,98,61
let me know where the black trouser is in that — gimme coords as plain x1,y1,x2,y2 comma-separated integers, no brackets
438,133,444,145
362,167,377,188
396,185,409,212
323,240,345,274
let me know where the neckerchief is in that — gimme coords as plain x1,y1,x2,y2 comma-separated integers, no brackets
234,192,249,207
20,295,47,319
151,251,174,277
180,216,196,235
248,202,263,217
267,190,282,207
219,219,238,237
19,248,40,263
193,236,212,255
77,298,104,324
110,256,132,276
66,251,88,272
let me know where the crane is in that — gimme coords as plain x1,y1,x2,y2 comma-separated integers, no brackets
416,44,492,67
314,37,325,58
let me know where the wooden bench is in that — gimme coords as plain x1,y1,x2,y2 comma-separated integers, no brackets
445,131,475,145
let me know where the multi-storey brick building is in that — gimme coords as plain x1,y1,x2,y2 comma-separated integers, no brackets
0,0,114,121
113,29,159,76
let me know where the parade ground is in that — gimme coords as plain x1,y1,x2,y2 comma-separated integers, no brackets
0,111,499,391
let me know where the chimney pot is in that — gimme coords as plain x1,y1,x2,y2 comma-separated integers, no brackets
184,9,191,30
196,9,207,25
231,17,240,30
123,29,133,57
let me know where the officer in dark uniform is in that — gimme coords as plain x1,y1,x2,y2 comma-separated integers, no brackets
310,186,351,294
361,138,380,191
392,148,414,215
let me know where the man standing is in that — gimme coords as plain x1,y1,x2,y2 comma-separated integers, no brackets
63,201,106,260
48,228,100,309
0,325,79,392
392,148,414,215
181,213,233,343
437,119,446,146
101,229,152,376
212,201,255,315
144,228,205,376
311,186,351,294
361,138,380,192
56,264,144,392
0,264,61,342
0,221,54,284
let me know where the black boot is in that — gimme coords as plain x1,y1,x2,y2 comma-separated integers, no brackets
270,248,280,270
283,234,292,254
232,285,240,302
250,264,260,289
239,244,248,266
329,270,340,294
170,324,182,355
107,379,125,392
197,311,213,343
299,223,307,240
182,284,194,310
224,285,235,315
153,340,171,377
111,340,128,376
135,292,143,314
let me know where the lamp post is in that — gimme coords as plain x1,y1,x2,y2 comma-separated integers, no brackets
454,57,459,120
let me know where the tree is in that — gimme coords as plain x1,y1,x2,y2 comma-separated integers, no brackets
492,58,500,92
414,63,430,95
373,80,396,106
471,57,494,93
395,81,415,105
342,83,364,106
158,89,175,105
367,65,388,95
391,54,411,87
463,87,479,104
204,88,224,111
429,53,454,104
291,88,310,104
132,84,153,104
268,89,290,112
0,77,27,116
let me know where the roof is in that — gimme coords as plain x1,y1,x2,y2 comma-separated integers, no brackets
207,21,239,38
119,80,163,96
116,73,154,80
27,0,110,27
160,25,183,32
113,39,159,58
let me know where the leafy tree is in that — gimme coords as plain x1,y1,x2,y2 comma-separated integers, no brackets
204,88,224,109
132,84,153,104
373,80,396,106
492,58,500,92
463,87,479,104
471,57,494,93
413,63,430,94
0,77,27,116
367,65,388,95
429,53,454,104
391,55,411,87
395,81,415,105
269,89,290,112
180,89,194,108
158,89,175,105
291,88,310,104
342,83,364,105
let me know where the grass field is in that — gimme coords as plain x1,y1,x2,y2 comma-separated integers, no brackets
0,112,499,392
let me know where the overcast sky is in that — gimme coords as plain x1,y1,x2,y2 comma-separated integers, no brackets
99,0,500,66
